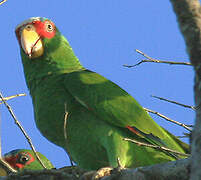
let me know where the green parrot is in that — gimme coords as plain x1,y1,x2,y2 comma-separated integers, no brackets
3,149,54,171
15,17,189,170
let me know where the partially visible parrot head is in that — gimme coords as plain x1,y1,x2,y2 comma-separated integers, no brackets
3,149,54,171
15,17,82,85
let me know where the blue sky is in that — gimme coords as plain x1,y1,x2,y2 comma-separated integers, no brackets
0,1,194,168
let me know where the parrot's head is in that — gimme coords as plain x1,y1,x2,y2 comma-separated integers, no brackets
15,17,81,84
4,149,35,171
3,149,54,171
15,17,57,59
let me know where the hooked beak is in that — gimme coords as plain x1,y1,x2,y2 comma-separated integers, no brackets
20,25,44,59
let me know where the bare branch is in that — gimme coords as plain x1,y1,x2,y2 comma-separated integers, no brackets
123,138,189,157
0,93,26,104
64,104,74,166
104,158,190,180
186,124,194,127
0,91,47,169
0,0,7,5
123,49,192,67
183,132,191,137
177,131,191,139
0,159,190,180
64,105,68,141
0,158,17,174
144,107,192,132
177,136,189,138
151,95,195,110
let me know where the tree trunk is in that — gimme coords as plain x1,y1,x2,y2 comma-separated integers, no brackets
169,0,201,179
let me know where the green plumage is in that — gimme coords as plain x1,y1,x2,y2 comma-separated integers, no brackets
4,149,54,171
16,17,189,170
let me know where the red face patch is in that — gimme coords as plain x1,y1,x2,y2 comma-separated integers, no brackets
15,19,56,42
4,151,35,170
32,20,56,39
15,163,24,169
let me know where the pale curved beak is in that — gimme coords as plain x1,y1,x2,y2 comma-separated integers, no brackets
21,26,44,59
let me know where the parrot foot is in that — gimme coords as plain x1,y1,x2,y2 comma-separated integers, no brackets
90,157,125,179
80,167,113,180
79,158,125,179
92,167,113,180
92,166,125,179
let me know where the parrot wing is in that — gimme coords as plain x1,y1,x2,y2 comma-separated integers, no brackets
63,69,189,155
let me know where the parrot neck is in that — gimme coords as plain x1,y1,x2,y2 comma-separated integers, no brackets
21,34,84,88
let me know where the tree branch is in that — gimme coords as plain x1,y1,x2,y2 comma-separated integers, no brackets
151,95,195,110
104,158,190,180
144,107,192,132
0,158,190,180
123,138,189,157
123,49,192,67
0,93,26,104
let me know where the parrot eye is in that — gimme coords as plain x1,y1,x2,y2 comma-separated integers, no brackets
25,24,34,31
45,22,54,32
17,153,30,164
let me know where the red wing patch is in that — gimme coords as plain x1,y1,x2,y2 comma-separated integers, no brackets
126,125,166,146
126,125,140,135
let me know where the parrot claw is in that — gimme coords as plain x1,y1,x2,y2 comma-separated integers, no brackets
92,167,113,180
81,158,125,180
80,167,113,180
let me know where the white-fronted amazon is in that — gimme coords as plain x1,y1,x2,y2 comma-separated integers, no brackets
3,149,54,171
15,17,189,170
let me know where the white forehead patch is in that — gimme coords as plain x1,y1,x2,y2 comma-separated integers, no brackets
15,17,45,30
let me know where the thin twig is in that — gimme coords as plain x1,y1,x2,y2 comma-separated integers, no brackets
0,0,7,5
144,107,192,132
183,132,191,137
151,95,195,110
177,132,191,138
177,135,189,138
186,124,194,127
0,158,17,173
64,104,74,166
123,49,192,67
0,93,26,104
64,105,68,141
123,138,189,157
0,91,47,169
